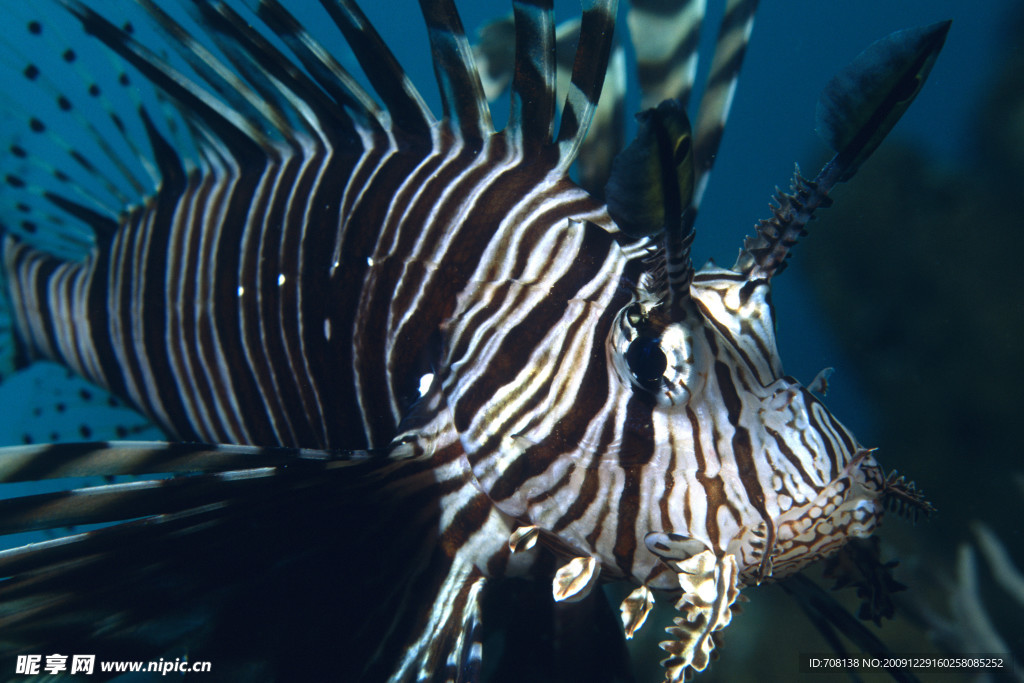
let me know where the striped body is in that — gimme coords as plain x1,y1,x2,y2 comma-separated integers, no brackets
3,126,881,586
0,0,945,680
5,133,612,452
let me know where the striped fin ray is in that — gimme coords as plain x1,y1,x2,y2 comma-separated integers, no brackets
507,0,556,152
573,37,625,195
554,0,618,173
0,459,342,537
690,0,758,208
133,0,309,145
420,0,494,143
473,11,625,192
181,0,361,145
251,0,385,133
318,0,436,139
60,0,269,165
627,0,706,110
0,440,346,482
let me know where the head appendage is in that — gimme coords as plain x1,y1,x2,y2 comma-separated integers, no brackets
613,0,758,318
882,471,936,522
605,99,696,319
734,20,950,280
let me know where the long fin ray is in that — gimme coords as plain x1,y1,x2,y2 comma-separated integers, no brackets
129,0,286,138
690,0,758,209
178,1,326,143
318,0,436,139
0,441,487,681
386,557,485,683
508,0,556,152
473,11,623,190
420,0,493,144
184,0,358,145
554,0,618,174
0,462,343,536
0,440,349,483
59,0,269,166
575,41,625,195
628,0,706,111
251,0,385,134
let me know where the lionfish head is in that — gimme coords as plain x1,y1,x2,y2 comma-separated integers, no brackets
488,18,948,678
606,255,890,583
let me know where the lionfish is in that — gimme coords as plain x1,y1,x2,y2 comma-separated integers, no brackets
0,0,947,680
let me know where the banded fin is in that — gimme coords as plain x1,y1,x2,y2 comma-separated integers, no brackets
317,0,436,139
627,0,706,111
507,0,556,153
421,0,493,143
137,0,348,146
554,0,619,174
575,39,625,195
628,0,758,209
474,10,625,192
689,0,758,207
252,0,383,133
0,440,486,681
56,0,441,172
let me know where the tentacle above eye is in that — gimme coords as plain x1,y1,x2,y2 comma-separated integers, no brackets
734,20,950,280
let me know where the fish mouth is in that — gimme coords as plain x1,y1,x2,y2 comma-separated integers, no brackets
759,449,886,581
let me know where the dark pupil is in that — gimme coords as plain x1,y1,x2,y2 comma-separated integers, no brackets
625,337,666,389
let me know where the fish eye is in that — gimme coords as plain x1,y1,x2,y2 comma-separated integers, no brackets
625,336,667,390
611,301,700,406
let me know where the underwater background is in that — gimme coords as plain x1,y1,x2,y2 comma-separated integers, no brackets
0,0,1021,681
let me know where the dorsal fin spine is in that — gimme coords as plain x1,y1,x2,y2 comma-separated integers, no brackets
60,0,269,168
252,0,383,138
691,0,758,210
318,0,436,139
509,0,556,153
554,0,619,173
184,0,355,145
419,0,494,143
